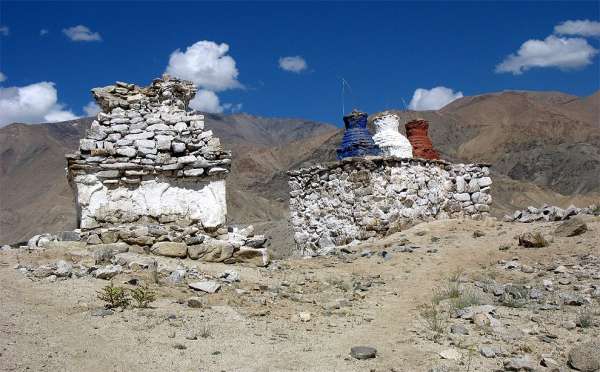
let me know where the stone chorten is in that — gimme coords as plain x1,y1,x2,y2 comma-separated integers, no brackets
371,111,413,158
66,75,231,232
336,110,381,159
405,119,440,160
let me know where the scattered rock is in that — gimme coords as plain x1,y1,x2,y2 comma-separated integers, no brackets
185,331,197,340
219,269,240,283
503,356,536,371
568,341,600,371
518,232,548,248
554,217,588,237
189,281,220,294
479,346,497,358
187,297,205,308
350,346,377,360
439,348,461,361
151,242,187,258
450,324,469,335
298,312,311,322
91,308,114,317
93,265,123,280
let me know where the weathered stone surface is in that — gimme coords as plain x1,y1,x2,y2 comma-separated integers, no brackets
554,217,588,237
189,280,220,293
568,341,600,371
288,157,491,255
151,242,187,258
112,253,155,270
503,356,536,371
350,346,377,360
93,265,123,279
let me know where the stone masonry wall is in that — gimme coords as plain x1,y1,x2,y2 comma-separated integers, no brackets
288,156,492,256
66,76,231,231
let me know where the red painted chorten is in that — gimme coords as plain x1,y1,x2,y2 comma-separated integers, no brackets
405,119,440,160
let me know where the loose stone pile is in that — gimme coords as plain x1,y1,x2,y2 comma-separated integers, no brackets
67,75,231,231
289,157,492,255
504,204,599,223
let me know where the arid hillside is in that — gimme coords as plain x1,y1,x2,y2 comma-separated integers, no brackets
0,90,598,245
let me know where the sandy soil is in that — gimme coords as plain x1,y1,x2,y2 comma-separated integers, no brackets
1,217,598,372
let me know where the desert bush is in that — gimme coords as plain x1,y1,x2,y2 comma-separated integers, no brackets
577,307,596,328
500,285,529,308
130,284,156,308
97,282,130,309
200,324,211,338
418,301,446,339
432,268,464,303
451,288,484,312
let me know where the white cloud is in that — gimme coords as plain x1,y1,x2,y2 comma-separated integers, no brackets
62,25,102,42
496,35,598,75
166,40,243,116
189,89,224,113
408,86,463,111
0,25,8,36
278,56,308,73
165,40,241,92
223,103,243,113
554,19,600,37
0,82,78,127
40,29,49,36
0,72,6,82
83,101,101,116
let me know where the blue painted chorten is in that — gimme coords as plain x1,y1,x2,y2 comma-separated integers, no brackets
336,110,381,159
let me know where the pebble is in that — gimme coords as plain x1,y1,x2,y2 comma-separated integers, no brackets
299,312,311,322
503,356,536,371
439,349,461,361
91,308,114,317
350,346,377,360
185,332,197,340
450,324,469,335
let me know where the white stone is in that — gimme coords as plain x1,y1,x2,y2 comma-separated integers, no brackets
189,281,220,293
135,139,155,149
372,113,413,158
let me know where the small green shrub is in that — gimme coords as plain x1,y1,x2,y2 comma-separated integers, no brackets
419,301,446,339
130,284,156,308
200,325,211,339
577,307,596,328
97,282,130,309
451,288,484,312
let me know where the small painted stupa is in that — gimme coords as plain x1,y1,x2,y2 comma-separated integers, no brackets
405,118,440,160
336,110,381,159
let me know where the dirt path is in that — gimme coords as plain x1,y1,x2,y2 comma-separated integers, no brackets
1,217,598,371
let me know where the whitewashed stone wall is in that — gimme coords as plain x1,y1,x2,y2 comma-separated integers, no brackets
67,76,230,231
288,157,492,256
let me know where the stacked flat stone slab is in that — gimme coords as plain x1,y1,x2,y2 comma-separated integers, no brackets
66,75,231,231
288,156,492,256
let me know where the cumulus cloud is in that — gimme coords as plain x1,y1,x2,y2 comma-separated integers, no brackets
0,72,6,82
83,101,101,116
0,25,8,36
408,86,463,111
166,40,243,115
62,25,102,42
554,19,600,37
40,29,49,36
278,56,308,73
0,82,78,127
495,35,598,74
189,89,224,113
165,41,241,92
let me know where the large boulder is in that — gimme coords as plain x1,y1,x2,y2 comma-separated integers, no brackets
554,217,588,237
187,239,233,261
568,341,600,371
151,242,187,258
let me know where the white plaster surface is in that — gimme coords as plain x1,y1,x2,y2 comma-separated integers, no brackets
372,114,413,158
73,175,226,229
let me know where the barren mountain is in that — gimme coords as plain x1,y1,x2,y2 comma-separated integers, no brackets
0,90,598,246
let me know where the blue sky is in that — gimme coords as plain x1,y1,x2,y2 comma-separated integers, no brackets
0,1,599,127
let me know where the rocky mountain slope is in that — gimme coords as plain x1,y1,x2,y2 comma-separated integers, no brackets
0,90,598,246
